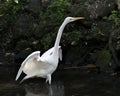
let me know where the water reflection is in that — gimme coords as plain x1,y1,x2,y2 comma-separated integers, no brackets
1,66,120,96
24,81,64,96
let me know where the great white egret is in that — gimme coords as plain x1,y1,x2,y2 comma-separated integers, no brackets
15,17,84,84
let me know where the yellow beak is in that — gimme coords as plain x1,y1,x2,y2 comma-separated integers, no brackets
72,17,85,21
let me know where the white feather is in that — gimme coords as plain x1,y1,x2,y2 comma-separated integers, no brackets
15,51,40,80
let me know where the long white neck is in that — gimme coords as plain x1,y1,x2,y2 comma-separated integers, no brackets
53,20,68,55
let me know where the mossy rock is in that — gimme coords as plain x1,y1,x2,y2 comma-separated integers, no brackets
85,0,116,19
92,50,111,71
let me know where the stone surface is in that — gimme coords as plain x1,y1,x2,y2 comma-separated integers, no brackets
85,0,116,19
116,0,120,10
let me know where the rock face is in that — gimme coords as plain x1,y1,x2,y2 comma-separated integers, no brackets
117,0,120,10
85,0,116,19
0,51,14,66
70,0,116,19
0,0,120,70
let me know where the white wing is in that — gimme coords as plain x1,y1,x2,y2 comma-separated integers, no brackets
15,51,40,81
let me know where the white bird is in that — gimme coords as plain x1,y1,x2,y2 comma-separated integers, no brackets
15,17,84,84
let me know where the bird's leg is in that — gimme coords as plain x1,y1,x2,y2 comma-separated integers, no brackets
46,74,51,85
20,75,33,83
46,78,48,83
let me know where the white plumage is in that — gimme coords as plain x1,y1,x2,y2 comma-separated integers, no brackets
15,17,84,84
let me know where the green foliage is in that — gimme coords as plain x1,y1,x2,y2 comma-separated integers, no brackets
92,50,111,70
0,1,25,20
0,0,26,49
39,0,70,25
104,10,120,26
62,30,82,46
48,0,70,23
38,0,71,49
41,33,55,50
0,0,71,50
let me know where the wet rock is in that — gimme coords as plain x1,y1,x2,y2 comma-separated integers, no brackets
0,51,14,66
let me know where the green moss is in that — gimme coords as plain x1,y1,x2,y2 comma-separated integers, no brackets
48,0,70,21
103,10,120,26
92,50,111,70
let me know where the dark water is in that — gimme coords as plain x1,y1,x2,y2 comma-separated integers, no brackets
1,66,120,96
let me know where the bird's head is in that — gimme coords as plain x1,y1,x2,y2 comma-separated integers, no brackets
65,17,84,23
